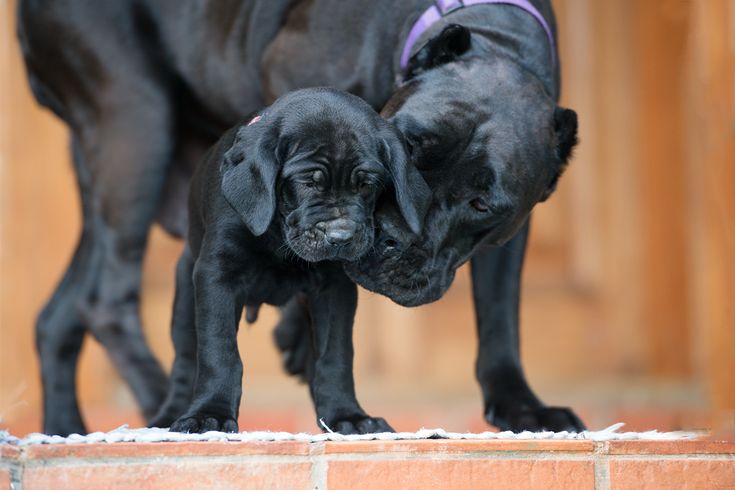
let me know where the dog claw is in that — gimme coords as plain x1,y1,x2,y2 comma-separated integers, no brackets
170,414,239,433
329,416,394,435
357,416,393,434
487,405,586,433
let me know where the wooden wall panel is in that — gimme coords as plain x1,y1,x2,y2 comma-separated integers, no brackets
685,0,735,410
634,0,693,377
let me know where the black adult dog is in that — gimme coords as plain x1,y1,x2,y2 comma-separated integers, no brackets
18,0,583,436
152,88,427,433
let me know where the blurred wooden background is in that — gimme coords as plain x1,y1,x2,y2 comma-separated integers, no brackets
1,0,733,434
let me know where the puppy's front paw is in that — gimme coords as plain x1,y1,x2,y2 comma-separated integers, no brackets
324,415,394,435
487,405,586,433
170,413,239,433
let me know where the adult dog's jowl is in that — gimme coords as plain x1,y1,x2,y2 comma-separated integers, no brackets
18,0,583,436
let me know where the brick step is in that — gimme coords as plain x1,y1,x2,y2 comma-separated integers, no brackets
2,438,734,489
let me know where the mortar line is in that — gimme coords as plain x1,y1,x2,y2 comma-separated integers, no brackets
593,442,611,490
8,459,23,490
309,441,327,490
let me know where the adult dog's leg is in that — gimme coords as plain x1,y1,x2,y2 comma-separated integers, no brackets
471,220,585,432
21,2,180,435
38,89,175,435
37,138,96,436
77,104,174,427
306,266,392,434
149,248,196,428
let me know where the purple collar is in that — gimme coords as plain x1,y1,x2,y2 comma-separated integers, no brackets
400,0,556,70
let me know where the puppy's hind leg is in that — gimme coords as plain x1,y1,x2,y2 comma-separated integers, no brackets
149,248,197,428
273,294,315,383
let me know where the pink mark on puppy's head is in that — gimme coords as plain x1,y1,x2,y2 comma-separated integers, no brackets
247,115,262,126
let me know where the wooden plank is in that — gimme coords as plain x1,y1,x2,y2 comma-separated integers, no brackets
685,0,735,409
633,0,693,377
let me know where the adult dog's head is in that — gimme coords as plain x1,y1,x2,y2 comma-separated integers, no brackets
220,88,430,262
344,25,578,306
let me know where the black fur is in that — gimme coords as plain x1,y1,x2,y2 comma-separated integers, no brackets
152,88,423,433
18,0,583,435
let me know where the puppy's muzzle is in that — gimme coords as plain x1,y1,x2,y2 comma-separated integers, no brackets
318,218,357,246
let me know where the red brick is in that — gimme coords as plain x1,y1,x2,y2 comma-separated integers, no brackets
0,469,11,490
324,439,594,454
0,445,19,460
608,439,735,455
610,460,735,490
24,440,310,460
24,461,311,490
328,459,594,490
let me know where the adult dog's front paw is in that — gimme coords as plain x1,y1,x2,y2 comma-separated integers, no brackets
323,415,394,435
170,413,239,433
487,404,586,433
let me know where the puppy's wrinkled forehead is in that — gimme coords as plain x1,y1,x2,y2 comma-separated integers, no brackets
282,117,382,164
270,91,387,161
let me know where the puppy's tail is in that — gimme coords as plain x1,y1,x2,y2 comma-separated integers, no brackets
273,294,315,384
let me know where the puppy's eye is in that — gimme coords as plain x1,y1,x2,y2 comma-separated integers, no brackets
302,170,325,189
470,198,490,213
355,171,379,191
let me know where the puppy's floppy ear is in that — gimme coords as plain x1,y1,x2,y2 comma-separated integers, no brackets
541,107,578,201
221,124,279,236
382,137,432,234
406,24,471,78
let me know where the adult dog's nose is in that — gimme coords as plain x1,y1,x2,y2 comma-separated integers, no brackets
322,219,357,245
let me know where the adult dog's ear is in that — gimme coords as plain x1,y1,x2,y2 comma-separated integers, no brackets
221,124,279,235
382,137,432,234
406,24,471,78
541,107,578,202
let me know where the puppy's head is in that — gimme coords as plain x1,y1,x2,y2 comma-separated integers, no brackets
220,88,430,262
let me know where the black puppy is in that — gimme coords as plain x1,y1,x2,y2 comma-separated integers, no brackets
152,88,428,433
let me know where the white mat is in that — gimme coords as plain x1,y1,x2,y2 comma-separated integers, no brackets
0,423,701,446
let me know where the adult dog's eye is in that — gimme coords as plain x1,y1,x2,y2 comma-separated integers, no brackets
470,198,490,213
404,134,422,156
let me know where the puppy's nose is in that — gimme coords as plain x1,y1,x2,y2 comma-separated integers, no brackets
323,219,357,245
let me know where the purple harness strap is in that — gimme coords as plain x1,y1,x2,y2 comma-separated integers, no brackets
399,0,556,70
